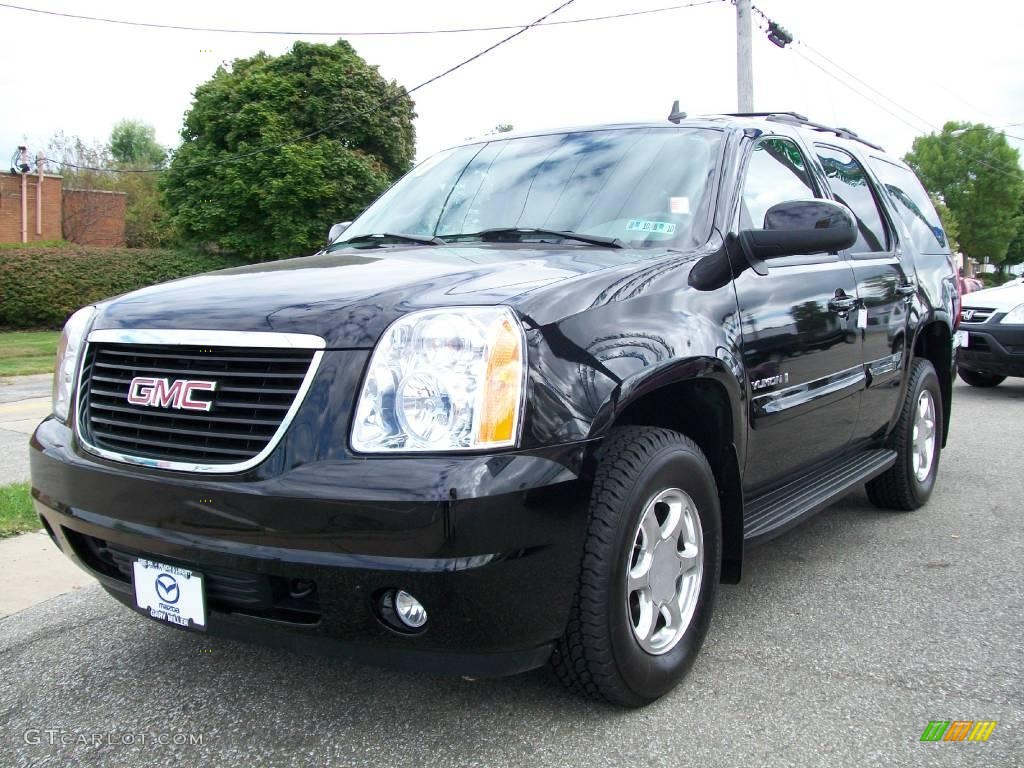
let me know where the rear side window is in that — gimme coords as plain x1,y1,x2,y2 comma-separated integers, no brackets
815,145,889,253
868,157,951,254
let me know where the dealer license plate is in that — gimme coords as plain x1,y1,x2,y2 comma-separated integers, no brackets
954,330,969,348
132,558,206,630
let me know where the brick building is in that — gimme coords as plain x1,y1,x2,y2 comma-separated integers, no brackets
0,171,127,246
63,188,127,247
0,172,62,242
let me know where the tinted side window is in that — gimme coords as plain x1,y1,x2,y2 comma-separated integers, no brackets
815,145,889,253
740,137,816,229
868,157,951,254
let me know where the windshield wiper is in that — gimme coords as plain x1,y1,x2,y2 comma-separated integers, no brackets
461,227,627,249
329,232,447,250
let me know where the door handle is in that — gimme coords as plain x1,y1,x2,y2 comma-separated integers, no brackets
828,296,857,314
896,283,916,297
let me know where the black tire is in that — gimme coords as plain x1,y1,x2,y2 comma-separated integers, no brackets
866,358,943,511
957,367,1005,388
551,427,721,707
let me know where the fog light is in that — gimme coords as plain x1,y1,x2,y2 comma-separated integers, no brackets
289,579,314,598
394,590,427,629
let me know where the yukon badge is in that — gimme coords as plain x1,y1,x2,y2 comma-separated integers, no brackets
750,372,789,392
127,377,217,412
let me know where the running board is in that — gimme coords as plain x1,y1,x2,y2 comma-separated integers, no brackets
743,449,896,545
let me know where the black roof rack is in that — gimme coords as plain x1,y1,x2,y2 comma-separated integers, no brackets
717,112,885,152
723,111,809,122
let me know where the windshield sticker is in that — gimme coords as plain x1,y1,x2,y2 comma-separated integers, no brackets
670,197,690,214
626,219,676,235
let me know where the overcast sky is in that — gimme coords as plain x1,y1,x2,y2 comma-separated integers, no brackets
2,0,1022,169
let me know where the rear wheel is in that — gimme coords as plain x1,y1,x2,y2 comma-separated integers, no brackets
867,358,943,510
957,367,1005,387
551,427,721,707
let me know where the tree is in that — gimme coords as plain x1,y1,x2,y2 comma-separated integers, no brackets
904,122,1024,266
162,40,416,259
1005,201,1024,269
46,132,119,242
46,131,116,191
118,172,172,248
45,128,172,248
109,121,170,247
109,120,166,167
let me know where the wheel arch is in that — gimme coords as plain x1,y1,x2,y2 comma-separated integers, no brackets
590,360,745,584
911,320,953,446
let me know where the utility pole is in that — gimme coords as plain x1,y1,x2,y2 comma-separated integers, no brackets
36,152,44,236
15,145,30,243
736,0,754,112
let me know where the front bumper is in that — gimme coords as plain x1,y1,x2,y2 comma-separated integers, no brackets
30,418,594,677
957,322,1024,378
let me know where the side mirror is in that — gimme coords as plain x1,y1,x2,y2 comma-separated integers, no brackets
739,200,856,260
327,221,352,245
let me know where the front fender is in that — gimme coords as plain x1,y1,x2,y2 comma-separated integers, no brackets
588,356,745,446
517,272,747,461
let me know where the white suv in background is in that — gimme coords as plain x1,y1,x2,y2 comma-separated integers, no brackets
957,281,1024,387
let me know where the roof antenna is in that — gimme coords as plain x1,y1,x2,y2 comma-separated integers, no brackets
667,100,687,124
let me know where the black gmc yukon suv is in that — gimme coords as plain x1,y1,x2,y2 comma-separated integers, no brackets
31,112,958,707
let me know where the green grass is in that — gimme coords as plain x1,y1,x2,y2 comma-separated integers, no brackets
0,330,60,377
0,483,40,537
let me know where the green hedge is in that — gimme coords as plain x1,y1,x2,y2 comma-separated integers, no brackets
978,271,1013,287
0,244,247,329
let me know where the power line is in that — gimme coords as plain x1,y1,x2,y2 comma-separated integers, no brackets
789,48,926,134
0,0,723,37
749,3,931,133
793,47,1023,179
749,3,1024,180
798,45,933,131
795,40,1023,143
44,0,582,175
789,48,1023,180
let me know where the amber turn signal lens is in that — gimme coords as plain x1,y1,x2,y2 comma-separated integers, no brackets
477,316,523,445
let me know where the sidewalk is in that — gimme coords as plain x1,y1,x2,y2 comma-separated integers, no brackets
0,374,93,619
0,373,52,405
0,373,51,485
0,531,95,618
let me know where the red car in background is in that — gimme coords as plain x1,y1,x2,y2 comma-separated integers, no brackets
960,275,984,294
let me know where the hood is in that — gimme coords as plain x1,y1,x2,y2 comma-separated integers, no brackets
91,245,668,348
962,280,1024,313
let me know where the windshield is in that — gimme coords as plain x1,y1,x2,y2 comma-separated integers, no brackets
338,127,723,250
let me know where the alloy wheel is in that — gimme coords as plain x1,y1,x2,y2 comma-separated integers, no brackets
913,390,937,482
625,488,703,655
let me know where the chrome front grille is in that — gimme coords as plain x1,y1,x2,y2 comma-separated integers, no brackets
76,330,324,472
960,307,995,324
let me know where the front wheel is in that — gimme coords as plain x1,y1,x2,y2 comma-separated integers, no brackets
551,427,721,707
867,358,943,510
958,367,1005,388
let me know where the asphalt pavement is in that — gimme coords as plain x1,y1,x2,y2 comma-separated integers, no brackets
2,378,1021,768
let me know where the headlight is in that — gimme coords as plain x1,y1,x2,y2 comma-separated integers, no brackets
52,306,96,422
1000,303,1024,324
352,307,526,452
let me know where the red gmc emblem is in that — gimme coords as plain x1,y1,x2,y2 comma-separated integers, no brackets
126,377,217,412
